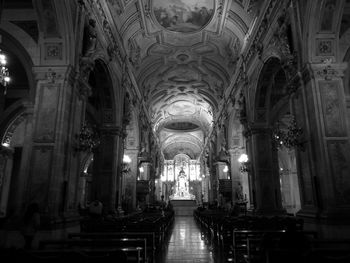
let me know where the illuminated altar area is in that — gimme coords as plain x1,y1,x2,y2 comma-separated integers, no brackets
170,168,195,200
161,154,201,202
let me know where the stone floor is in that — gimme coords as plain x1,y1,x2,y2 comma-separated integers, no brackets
161,216,216,263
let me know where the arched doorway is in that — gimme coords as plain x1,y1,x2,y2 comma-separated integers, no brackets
251,57,301,214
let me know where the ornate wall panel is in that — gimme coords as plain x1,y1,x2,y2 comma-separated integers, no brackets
34,84,60,142
319,81,347,137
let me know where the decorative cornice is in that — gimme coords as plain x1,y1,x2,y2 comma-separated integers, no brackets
100,126,123,137
310,61,347,81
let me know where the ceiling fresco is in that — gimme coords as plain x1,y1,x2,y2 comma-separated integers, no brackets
153,0,215,33
105,0,256,160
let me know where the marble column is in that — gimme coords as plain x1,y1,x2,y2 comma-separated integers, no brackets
3,102,34,219
296,63,350,237
93,126,124,214
123,149,138,211
246,126,284,215
0,146,14,218
30,66,81,224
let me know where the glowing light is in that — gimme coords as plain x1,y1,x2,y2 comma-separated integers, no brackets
139,166,144,173
123,155,131,163
238,153,248,163
223,165,229,172
2,142,10,147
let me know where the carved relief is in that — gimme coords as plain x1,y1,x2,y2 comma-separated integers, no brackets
34,84,60,142
44,43,63,60
316,39,333,56
82,19,97,57
319,81,346,137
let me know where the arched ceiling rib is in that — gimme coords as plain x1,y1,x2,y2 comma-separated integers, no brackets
105,0,256,160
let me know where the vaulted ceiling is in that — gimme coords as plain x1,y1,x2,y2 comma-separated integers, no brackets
106,0,259,160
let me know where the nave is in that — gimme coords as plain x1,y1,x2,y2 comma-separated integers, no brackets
162,216,214,263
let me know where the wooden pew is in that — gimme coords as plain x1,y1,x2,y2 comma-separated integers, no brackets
1,248,128,263
39,238,146,263
68,232,156,263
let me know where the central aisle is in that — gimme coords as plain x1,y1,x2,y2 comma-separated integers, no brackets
162,216,215,263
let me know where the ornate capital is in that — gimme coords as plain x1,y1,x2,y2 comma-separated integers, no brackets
310,62,347,81
100,126,123,137
243,124,271,138
32,66,75,84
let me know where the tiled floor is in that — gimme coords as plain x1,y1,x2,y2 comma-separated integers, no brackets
162,216,215,263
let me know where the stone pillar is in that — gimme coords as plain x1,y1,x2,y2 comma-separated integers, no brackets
247,126,284,215
297,63,350,237
93,126,123,214
3,102,34,219
29,66,81,226
0,146,14,218
123,149,138,211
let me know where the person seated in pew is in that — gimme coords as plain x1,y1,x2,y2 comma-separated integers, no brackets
88,200,103,218
160,195,167,211
165,200,173,211
229,202,241,217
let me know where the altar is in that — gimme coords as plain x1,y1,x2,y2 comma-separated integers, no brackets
169,167,195,200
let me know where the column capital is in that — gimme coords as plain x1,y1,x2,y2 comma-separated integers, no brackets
100,126,123,137
243,124,272,138
32,65,76,84
308,62,347,81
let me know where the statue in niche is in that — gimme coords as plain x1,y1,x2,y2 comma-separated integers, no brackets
138,142,149,158
177,168,188,197
83,19,97,57
237,91,247,123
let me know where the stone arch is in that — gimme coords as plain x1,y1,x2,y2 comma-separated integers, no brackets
0,110,29,217
251,54,302,214
0,29,35,100
253,56,285,124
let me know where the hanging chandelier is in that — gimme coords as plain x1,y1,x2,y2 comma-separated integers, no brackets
74,122,100,152
0,50,10,94
272,115,305,150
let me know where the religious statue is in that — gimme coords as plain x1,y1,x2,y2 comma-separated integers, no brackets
169,167,194,200
83,19,97,57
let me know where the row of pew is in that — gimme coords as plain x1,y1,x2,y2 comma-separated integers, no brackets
194,208,350,263
2,210,174,263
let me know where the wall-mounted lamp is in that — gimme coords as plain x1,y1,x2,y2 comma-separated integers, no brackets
223,165,229,173
238,153,249,173
139,166,144,173
0,50,11,95
122,154,131,173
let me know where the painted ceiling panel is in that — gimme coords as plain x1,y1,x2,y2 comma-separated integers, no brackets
106,0,254,160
